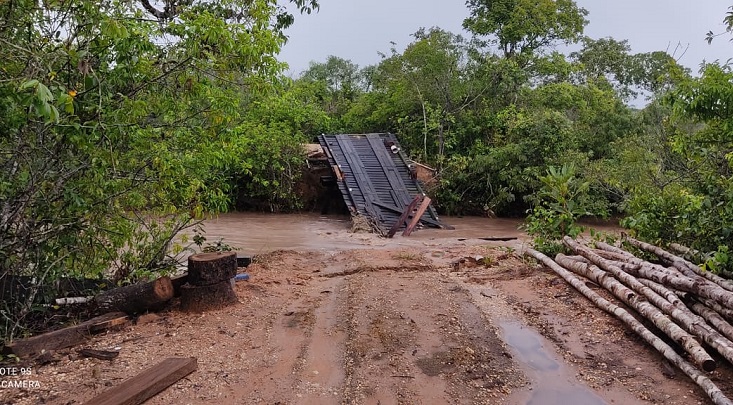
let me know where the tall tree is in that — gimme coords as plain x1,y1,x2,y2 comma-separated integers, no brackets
0,0,315,339
299,56,363,115
463,0,588,59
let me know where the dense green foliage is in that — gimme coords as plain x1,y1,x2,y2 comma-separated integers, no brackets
0,0,319,340
290,2,733,267
4,0,733,342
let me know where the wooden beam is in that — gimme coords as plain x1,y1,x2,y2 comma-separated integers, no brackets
386,195,423,238
372,200,449,229
83,357,197,405
4,312,129,358
402,197,432,236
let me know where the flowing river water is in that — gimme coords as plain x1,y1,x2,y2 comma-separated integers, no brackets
187,212,528,256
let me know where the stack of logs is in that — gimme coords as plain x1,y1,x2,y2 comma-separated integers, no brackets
180,251,238,313
526,235,733,405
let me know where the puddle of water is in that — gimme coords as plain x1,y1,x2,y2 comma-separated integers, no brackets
500,321,607,405
501,322,559,372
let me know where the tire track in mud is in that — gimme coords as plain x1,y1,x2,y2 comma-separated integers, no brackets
340,269,525,404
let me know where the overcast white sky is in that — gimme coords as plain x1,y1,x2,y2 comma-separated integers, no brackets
279,0,732,76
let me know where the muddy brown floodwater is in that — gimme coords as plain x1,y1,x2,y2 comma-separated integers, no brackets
5,213,733,405
190,213,527,255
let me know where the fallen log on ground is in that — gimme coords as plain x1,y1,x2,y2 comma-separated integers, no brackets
3,312,129,358
686,299,733,343
525,248,732,405
569,255,733,368
634,278,733,343
596,253,733,342
624,236,733,292
580,240,733,311
669,244,733,281
78,348,120,361
554,252,717,371
95,277,174,315
690,296,733,324
594,243,689,278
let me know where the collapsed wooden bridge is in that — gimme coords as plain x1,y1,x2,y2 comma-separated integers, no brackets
317,133,450,236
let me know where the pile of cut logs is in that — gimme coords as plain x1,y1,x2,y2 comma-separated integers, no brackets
526,235,733,405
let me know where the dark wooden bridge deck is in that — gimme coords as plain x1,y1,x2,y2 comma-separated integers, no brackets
318,133,447,234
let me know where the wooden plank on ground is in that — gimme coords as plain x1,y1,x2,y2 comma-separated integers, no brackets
4,312,129,358
387,195,423,238
402,197,432,236
83,357,197,405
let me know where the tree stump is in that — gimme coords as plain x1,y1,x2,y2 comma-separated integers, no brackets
187,252,237,285
179,281,237,313
181,251,238,313
95,277,174,315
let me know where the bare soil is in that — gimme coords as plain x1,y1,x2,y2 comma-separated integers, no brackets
2,215,733,404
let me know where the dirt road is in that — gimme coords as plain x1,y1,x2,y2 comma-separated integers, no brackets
4,215,732,404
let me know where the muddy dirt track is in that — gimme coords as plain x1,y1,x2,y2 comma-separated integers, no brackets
4,214,733,404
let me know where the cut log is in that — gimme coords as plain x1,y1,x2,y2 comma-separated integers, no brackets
669,244,733,280
554,252,716,372
594,242,688,278
170,274,188,297
592,249,687,279
684,299,733,344
3,312,128,358
694,297,733,324
525,248,732,405
82,357,197,405
55,296,92,305
584,262,733,368
575,238,733,311
669,243,700,259
179,280,237,313
95,277,174,315
624,236,733,292
187,252,237,286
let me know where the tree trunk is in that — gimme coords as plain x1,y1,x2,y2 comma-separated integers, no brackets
95,277,174,315
179,280,237,313
524,248,732,405
554,252,716,372
692,296,733,324
187,251,237,286
569,237,733,311
594,242,688,278
624,236,733,292
621,277,733,367
686,299,733,344
593,246,733,339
